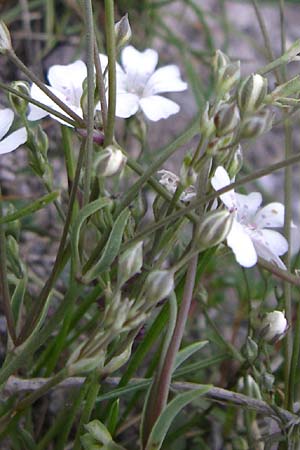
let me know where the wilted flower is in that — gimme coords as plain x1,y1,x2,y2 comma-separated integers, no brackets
27,60,87,126
211,166,288,269
157,170,196,203
113,45,187,121
0,108,27,155
261,310,288,342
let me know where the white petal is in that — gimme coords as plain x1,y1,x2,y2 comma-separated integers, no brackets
0,127,27,155
139,95,180,121
144,65,187,96
254,203,285,228
0,108,14,140
48,60,87,107
227,220,257,267
115,92,139,118
235,192,262,222
121,46,158,78
256,229,288,256
211,166,236,210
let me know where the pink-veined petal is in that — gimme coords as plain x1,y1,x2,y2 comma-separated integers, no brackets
211,166,236,210
254,202,285,228
227,220,257,267
48,60,87,107
0,127,27,155
121,46,158,79
235,192,262,222
115,92,139,118
139,95,179,121
144,65,187,96
0,108,14,140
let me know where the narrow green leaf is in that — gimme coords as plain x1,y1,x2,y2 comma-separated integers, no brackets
174,340,209,371
83,208,131,282
71,198,111,270
106,399,120,436
0,192,59,225
145,386,211,450
11,274,27,329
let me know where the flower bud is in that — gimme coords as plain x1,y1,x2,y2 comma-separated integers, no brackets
260,372,275,392
180,154,197,187
8,81,30,116
216,61,241,96
118,241,143,286
103,343,132,374
68,351,105,375
115,14,132,51
199,102,215,139
241,336,258,363
131,191,147,222
144,270,174,304
84,420,112,445
238,74,268,115
196,209,233,251
95,146,127,177
214,103,240,137
240,109,273,139
213,50,230,74
260,310,288,343
227,145,243,179
0,21,12,53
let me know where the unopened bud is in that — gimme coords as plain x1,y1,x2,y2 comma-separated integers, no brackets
0,21,12,53
131,191,147,222
118,241,143,286
228,145,243,179
238,74,268,115
8,81,30,116
199,102,215,139
84,420,112,445
260,372,275,392
216,59,241,96
214,103,240,137
180,154,197,187
103,343,132,374
213,50,230,73
241,336,258,363
260,310,288,343
69,351,105,375
4,204,20,239
35,126,49,157
196,209,233,251
115,14,132,51
95,146,127,177
240,109,273,139
145,270,174,304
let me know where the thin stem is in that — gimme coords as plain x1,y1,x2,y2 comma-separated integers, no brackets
7,50,86,127
144,255,198,446
17,139,87,344
104,0,116,145
0,188,17,344
94,39,108,129
82,0,95,205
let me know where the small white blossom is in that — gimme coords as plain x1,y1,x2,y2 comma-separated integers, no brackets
211,166,288,269
0,108,27,155
261,310,288,342
157,169,196,203
113,45,187,121
27,60,87,126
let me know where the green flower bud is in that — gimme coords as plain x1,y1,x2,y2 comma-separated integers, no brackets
103,343,132,374
199,102,215,139
95,146,127,177
0,21,12,53
260,372,275,392
81,434,101,450
115,14,132,51
4,204,20,240
214,102,240,137
84,420,112,445
213,50,230,73
131,191,147,222
196,209,233,251
180,154,197,187
238,74,268,115
35,126,49,157
227,145,243,179
216,60,241,96
118,241,143,287
240,109,273,139
69,351,105,375
241,336,258,363
8,81,30,116
144,270,174,304
6,235,24,278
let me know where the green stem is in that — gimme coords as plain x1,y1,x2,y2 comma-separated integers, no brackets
104,0,116,146
94,39,108,129
8,50,86,127
0,188,17,343
61,126,76,187
82,0,95,205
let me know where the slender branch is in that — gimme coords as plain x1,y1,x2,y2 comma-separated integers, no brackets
82,0,95,205
104,0,116,145
94,39,108,129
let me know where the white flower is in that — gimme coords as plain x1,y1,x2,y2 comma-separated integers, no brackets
0,108,27,155
113,45,187,121
157,169,196,203
27,60,87,126
261,310,288,342
211,166,288,269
